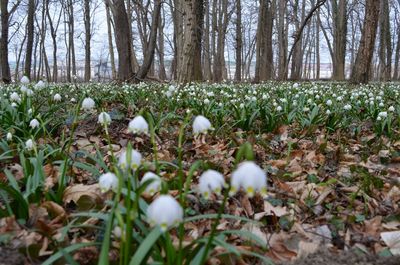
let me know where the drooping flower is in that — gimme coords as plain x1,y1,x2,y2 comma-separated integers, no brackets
35,80,46,90
230,161,267,198
29,119,40,129
10,92,20,102
98,112,111,125
378,111,388,119
99,172,118,193
128,115,148,134
146,195,183,231
276,106,283,112
20,85,28,93
344,104,352,110
140,172,161,196
6,132,12,141
25,139,35,151
53,93,62,102
118,149,142,170
198,170,226,199
326,99,332,106
193,115,212,135
81,97,95,111
20,76,30,84
389,106,395,112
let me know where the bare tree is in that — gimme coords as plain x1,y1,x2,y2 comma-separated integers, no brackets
350,0,380,84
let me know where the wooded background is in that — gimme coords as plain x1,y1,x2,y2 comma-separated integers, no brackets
0,0,397,84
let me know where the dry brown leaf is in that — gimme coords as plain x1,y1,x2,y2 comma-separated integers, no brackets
63,184,103,207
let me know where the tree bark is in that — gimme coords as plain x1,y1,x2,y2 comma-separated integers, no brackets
105,4,116,80
350,0,380,84
177,0,204,83
332,0,347,80
84,0,91,81
378,0,391,81
234,0,242,82
24,0,35,79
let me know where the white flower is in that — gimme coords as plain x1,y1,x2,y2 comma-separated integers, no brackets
11,102,17,108
377,116,382,121
198,170,226,199
10,92,20,102
6,132,12,141
99,172,118,193
230,161,267,197
81,97,95,111
26,89,33,96
128,115,148,134
326,109,331,115
20,76,30,84
326,100,332,106
29,118,40,129
140,172,161,196
379,102,384,107
70,98,76,103
204,98,210,104
193,115,213,135
146,195,183,231
118,149,142,170
98,112,111,125
53,93,62,101
389,106,395,112
25,139,35,151
344,104,352,110
276,106,282,112
378,111,388,118
20,85,28,93
35,80,46,90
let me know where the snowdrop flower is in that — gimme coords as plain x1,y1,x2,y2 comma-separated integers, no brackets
378,111,388,118
230,161,267,198
28,108,33,114
11,102,17,108
118,149,142,170
198,170,226,199
326,109,331,115
99,172,118,193
377,116,382,121
204,98,210,105
165,90,173,98
276,106,283,112
70,98,76,103
344,104,352,110
29,118,40,129
26,89,33,96
81,97,95,111
20,76,30,84
326,99,332,106
128,115,148,134
389,106,395,112
98,112,111,125
140,172,161,196
193,115,213,135
147,195,183,231
53,93,62,102
35,80,45,90
25,139,35,151
20,85,28,93
6,132,12,141
379,102,384,108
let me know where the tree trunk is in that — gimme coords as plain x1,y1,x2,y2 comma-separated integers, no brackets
84,0,91,81
277,0,288,80
24,0,35,78
136,0,162,80
378,0,391,81
0,0,11,83
350,0,380,84
254,0,274,82
105,4,116,80
234,0,242,82
177,0,204,83
332,0,347,80
203,0,212,81
157,8,167,80
107,0,135,81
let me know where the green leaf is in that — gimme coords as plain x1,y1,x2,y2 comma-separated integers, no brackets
42,242,99,265
130,227,162,265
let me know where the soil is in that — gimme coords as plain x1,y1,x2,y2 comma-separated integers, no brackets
284,248,400,265
0,247,25,265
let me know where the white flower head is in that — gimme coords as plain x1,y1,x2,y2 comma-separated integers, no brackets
326,99,332,106
20,85,28,93
389,106,395,112
344,104,352,111
230,161,267,198
276,106,283,112
53,93,62,102
6,132,12,141
26,89,33,96
140,172,161,196
378,111,388,118
198,170,226,199
35,80,46,90
99,172,118,193
118,149,142,170
128,115,148,134
29,118,40,129
10,92,21,102
20,76,30,84
98,112,111,125
81,97,95,111
193,115,213,135
147,195,183,231
25,139,35,151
